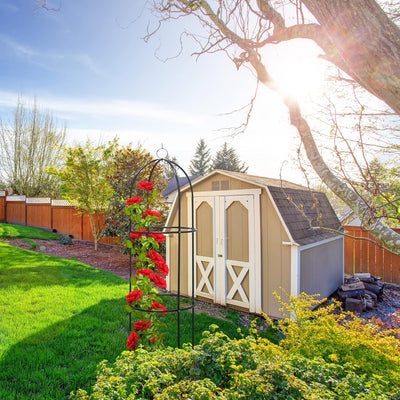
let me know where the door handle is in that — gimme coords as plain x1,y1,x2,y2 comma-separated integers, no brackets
217,254,223,257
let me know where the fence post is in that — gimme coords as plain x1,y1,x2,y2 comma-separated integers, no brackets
0,191,6,222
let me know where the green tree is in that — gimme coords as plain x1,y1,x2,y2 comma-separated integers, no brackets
189,138,211,175
352,158,400,228
211,142,248,173
146,0,400,254
47,140,117,251
164,154,180,179
0,98,66,197
105,145,167,253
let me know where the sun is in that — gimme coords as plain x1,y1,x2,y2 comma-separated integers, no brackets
264,39,327,103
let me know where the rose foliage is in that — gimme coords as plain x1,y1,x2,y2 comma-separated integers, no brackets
72,294,400,399
124,181,169,351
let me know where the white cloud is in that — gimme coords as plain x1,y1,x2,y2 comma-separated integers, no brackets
0,90,204,126
0,34,104,76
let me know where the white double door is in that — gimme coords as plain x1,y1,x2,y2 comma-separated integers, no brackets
192,190,261,313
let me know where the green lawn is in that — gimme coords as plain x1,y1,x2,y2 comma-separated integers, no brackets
0,223,59,240
0,225,263,400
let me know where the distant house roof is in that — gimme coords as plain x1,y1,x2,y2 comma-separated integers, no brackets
162,175,201,197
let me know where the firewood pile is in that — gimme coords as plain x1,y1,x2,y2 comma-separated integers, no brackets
337,273,385,314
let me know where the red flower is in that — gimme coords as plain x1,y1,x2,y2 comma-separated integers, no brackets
149,232,166,243
136,268,154,278
151,299,168,316
130,228,147,241
151,273,167,289
158,262,169,276
127,331,139,350
134,320,152,331
146,250,164,264
146,250,169,276
126,289,143,305
126,196,142,205
137,181,154,191
150,335,157,342
142,209,161,220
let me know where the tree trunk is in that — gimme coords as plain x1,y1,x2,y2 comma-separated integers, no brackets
302,0,400,115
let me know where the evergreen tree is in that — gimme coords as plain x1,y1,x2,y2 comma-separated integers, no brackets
211,142,248,173
189,138,211,175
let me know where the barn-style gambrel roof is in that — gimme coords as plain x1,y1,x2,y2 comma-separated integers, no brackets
174,170,342,247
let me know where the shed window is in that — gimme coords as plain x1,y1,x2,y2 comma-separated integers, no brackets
212,181,220,190
221,180,230,190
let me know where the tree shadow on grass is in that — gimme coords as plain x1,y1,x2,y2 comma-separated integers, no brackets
0,298,130,400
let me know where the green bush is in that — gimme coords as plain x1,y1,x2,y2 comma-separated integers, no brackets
71,314,400,400
58,234,73,245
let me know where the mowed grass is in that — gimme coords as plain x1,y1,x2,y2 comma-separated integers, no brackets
0,223,59,240
0,225,259,399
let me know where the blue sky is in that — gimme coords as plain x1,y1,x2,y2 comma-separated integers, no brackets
0,0,326,182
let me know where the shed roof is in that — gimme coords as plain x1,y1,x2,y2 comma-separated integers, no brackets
168,169,342,246
267,186,341,246
212,170,341,246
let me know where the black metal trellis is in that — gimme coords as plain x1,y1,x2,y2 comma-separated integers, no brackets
127,148,196,348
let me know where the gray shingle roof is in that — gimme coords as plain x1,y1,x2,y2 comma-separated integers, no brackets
267,186,342,246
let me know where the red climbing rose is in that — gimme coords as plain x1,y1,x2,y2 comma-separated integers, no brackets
130,229,147,241
126,289,143,305
126,196,142,205
137,181,154,191
136,269,154,279
142,209,161,220
151,273,167,289
151,299,168,316
127,331,139,350
149,232,166,243
134,320,152,331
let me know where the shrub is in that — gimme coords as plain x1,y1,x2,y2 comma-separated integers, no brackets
71,316,400,399
58,234,73,245
264,292,400,379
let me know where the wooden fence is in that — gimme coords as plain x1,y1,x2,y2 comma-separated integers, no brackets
0,191,117,246
344,225,400,284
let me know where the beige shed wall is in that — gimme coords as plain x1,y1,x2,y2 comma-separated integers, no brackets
260,189,291,319
167,173,293,319
168,194,189,295
193,173,257,192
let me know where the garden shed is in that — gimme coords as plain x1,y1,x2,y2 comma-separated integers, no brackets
165,170,343,318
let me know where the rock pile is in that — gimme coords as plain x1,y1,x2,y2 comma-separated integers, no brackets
337,273,385,314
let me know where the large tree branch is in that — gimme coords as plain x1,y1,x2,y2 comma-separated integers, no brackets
246,49,400,253
302,0,400,115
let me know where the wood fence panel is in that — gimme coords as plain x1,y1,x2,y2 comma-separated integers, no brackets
344,227,354,275
0,196,5,221
344,225,400,284
6,202,26,225
82,212,119,245
27,204,52,229
52,207,83,239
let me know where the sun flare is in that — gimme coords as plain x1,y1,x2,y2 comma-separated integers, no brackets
265,40,327,103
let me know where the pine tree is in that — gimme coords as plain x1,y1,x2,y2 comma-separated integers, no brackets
189,138,211,175
211,142,248,173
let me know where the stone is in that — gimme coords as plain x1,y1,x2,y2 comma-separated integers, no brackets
345,297,364,314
